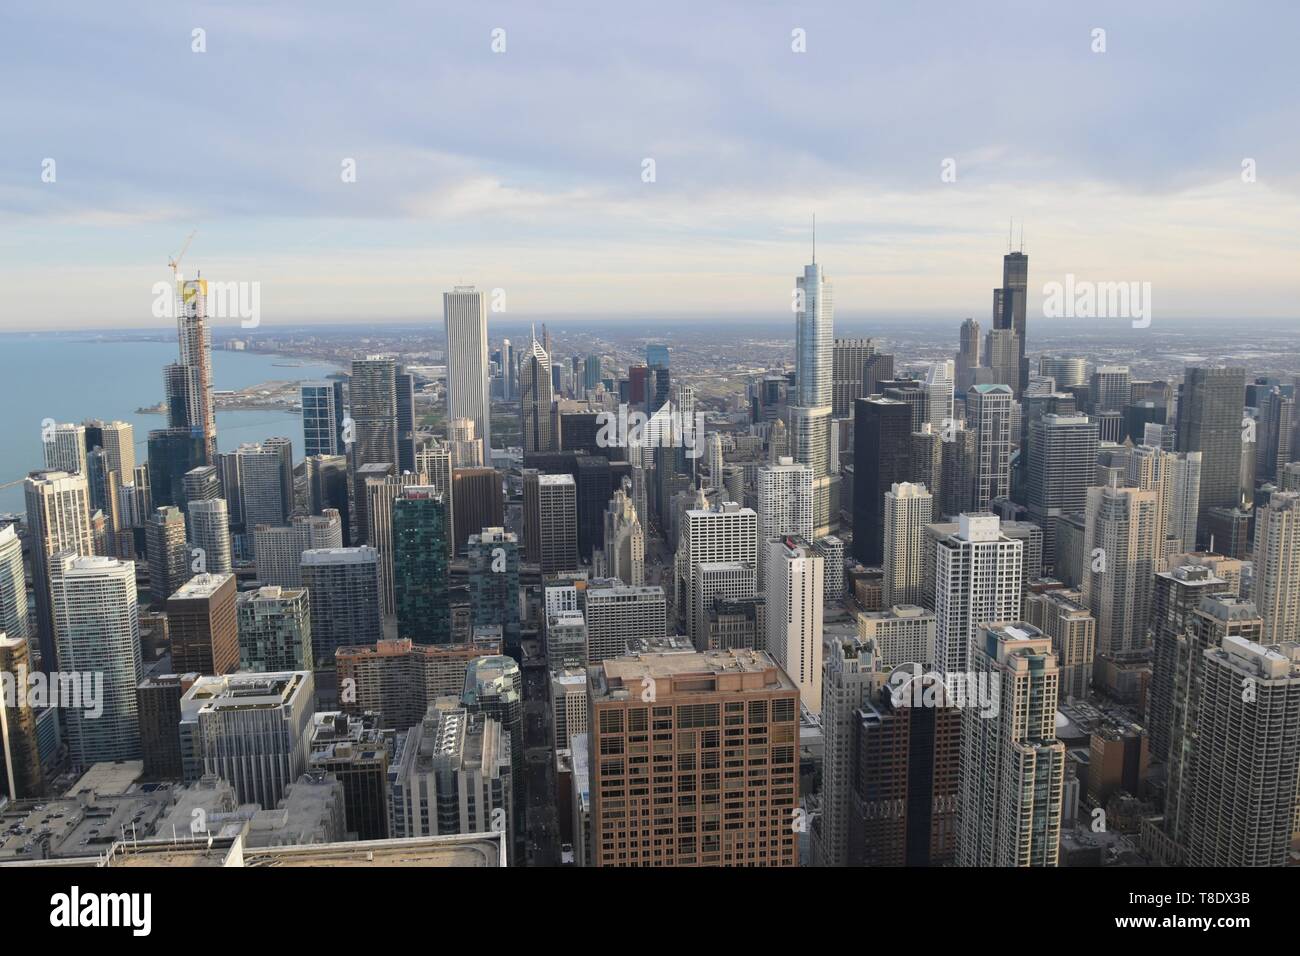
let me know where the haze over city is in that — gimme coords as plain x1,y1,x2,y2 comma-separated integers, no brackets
3,0,1300,328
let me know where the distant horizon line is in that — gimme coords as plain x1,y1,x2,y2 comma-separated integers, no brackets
5,314,1299,336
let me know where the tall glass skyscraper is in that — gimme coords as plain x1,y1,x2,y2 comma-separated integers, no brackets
301,380,345,457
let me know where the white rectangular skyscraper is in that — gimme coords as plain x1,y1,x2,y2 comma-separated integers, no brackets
443,286,491,461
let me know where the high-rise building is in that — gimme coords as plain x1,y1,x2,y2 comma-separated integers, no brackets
992,248,1029,395
146,427,207,510
1038,356,1087,390
831,337,876,419
851,396,912,565
1252,490,1300,644
763,536,824,714
583,581,668,663
601,479,644,586
137,672,199,781
235,440,294,533
1176,366,1246,531
1255,386,1294,483
392,487,451,644
307,711,391,841
43,422,87,475
551,669,589,750
335,637,501,731
443,287,492,459
1161,595,1263,859
300,547,383,665
390,699,512,843
0,526,32,659
924,360,956,429
171,276,218,462
519,331,555,454
1182,634,1300,867
1026,414,1099,568
462,655,524,848
533,474,578,574
547,609,588,668
932,514,1024,675
847,673,964,867
1023,588,1096,700
167,572,239,676
50,553,142,766
451,467,504,556
882,482,933,608
677,501,757,643
1090,365,1132,415
957,621,1064,867
812,635,884,867
791,251,836,535
467,528,521,650
1082,483,1160,667
954,318,983,395
237,585,313,672
301,380,346,457
253,511,343,588
349,356,398,468
0,633,44,800
855,605,936,668
306,454,351,543
586,649,800,866
25,469,94,670
180,670,314,809
756,458,814,562
1146,565,1233,762
396,367,418,474
146,505,191,606
967,384,1014,511
187,498,233,575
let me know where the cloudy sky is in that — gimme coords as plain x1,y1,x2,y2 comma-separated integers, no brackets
2,0,1298,330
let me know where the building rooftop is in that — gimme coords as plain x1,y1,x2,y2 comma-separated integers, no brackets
591,649,797,702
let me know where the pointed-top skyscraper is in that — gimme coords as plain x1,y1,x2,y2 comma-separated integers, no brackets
791,220,837,536
520,327,555,454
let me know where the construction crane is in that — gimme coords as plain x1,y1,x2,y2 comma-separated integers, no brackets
168,230,197,278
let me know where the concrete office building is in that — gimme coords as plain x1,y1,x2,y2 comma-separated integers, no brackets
181,670,315,810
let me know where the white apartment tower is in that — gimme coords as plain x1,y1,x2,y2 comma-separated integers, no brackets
764,536,825,714
932,514,1023,675
443,286,492,460
755,458,814,562
1252,490,1300,643
50,553,142,766
882,482,933,608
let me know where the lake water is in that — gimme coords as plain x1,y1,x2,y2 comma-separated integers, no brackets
0,335,343,514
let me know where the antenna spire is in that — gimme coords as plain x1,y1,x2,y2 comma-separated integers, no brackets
812,213,816,265
1008,217,1013,253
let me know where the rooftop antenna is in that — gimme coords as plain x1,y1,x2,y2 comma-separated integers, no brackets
1008,218,1013,253
1019,221,1025,254
812,213,816,265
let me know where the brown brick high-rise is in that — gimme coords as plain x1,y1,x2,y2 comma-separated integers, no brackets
587,649,800,867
